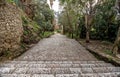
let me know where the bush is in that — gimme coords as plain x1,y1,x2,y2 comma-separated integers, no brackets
21,15,41,44
42,31,54,38
7,0,14,3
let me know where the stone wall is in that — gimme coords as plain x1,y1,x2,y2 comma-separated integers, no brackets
0,0,6,5
0,4,23,53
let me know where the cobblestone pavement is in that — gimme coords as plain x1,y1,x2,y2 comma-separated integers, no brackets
16,33,97,61
0,34,120,77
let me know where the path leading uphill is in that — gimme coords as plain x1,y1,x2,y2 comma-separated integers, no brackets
17,33,97,61
0,34,120,77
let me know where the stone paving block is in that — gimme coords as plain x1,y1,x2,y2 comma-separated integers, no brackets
13,68,28,74
61,61,73,64
81,68,93,74
58,64,72,68
80,74,98,77
0,74,31,77
87,61,101,64
97,73,111,77
97,72,120,77
4,61,19,64
107,67,120,72
0,63,15,68
27,61,37,64
95,63,113,67
114,72,120,76
28,64,46,68
73,61,87,64
70,68,82,73
44,61,52,64
32,74,54,77
80,64,95,68
92,67,112,73
79,73,98,77
72,64,80,68
27,68,51,74
15,64,28,68
45,63,60,68
51,68,71,74
0,67,15,74
51,61,63,64
56,74,79,77
36,61,45,64
16,61,29,64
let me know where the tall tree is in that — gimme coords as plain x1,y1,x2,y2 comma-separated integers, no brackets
50,0,54,8
80,0,99,43
112,0,120,55
59,0,80,38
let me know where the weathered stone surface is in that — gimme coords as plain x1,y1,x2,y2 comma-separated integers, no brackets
0,4,23,53
0,67,15,74
16,34,97,61
70,68,82,73
56,74,79,77
0,0,6,5
32,74,54,77
27,68,51,74
0,74,31,77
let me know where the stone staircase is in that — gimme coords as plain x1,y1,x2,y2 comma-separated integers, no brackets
0,60,120,77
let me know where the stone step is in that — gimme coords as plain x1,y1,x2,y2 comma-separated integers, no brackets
0,61,113,68
0,60,119,76
3,61,105,64
0,73,120,77
0,67,120,74
0,63,113,68
80,72,120,77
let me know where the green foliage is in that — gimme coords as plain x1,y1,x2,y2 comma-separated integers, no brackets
90,0,117,42
6,0,14,3
42,31,54,38
55,30,61,33
104,50,113,56
33,0,54,32
101,41,113,45
19,0,54,44
21,14,41,44
22,17,28,25
58,0,80,38
2,50,11,56
59,0,118,42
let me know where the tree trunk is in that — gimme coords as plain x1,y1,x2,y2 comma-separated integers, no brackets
65,6,73,37
112,26,120,55
112,0,120,55
71,31,73,39
86,29,90,43
85,14,93,43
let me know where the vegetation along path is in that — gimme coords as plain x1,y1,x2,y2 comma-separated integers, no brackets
0,34,120,77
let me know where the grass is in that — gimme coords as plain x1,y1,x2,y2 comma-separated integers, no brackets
79,39,115,57
42,31,54,38
103,50,113,56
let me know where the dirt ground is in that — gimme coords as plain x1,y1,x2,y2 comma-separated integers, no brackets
79,39,114,56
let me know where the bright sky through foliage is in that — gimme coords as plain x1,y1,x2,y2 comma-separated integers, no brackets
47,0,59,12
